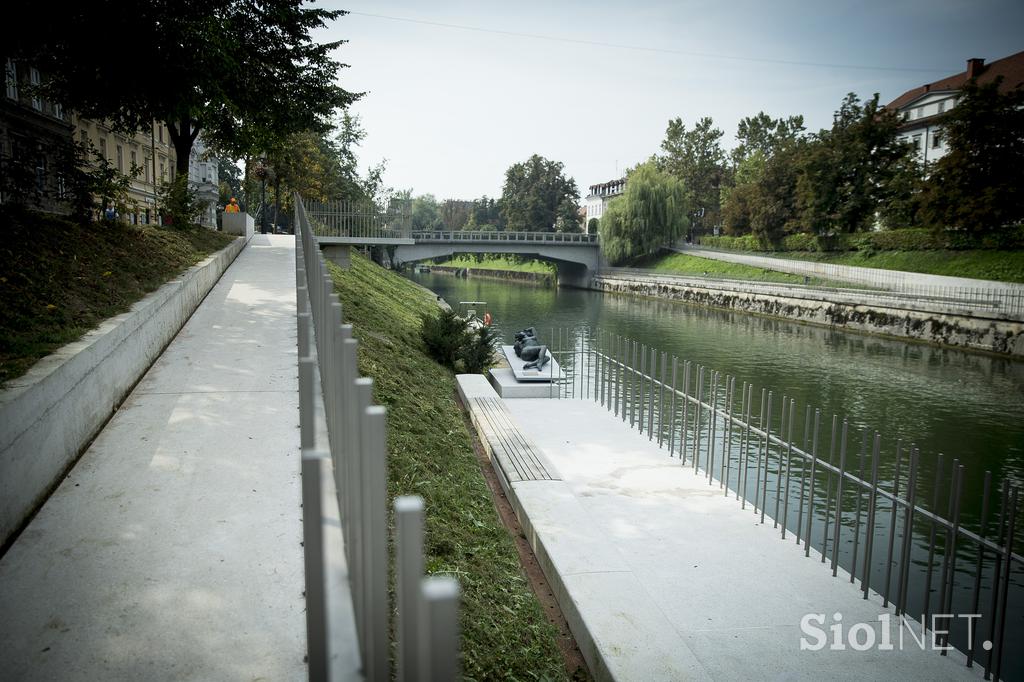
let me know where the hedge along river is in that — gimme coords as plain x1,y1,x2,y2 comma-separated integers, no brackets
411,269,1024,669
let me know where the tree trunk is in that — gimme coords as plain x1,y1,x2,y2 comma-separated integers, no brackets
166,116,201,178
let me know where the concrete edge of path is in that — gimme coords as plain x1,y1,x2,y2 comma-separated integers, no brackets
0,233,249,550
456,374,707,681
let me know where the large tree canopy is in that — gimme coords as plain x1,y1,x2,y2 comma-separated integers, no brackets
500,154,580,232
659,116,726,233
5,0,359,175
599,161,689,265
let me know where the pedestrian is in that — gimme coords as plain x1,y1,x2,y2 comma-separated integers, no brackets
224,197,240,213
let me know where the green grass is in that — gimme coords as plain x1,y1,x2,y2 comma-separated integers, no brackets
774,249,1024,283
632,251,834,285
0,206,235,385
434,254,557,275
327,252,570,681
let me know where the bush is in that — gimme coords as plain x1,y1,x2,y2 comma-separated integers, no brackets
420,309,496,373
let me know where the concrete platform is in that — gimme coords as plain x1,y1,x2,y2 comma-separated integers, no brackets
0,234,305,681
488,367,559,398
497,398,982,682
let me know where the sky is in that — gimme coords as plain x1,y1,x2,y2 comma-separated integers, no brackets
313,1,1024,201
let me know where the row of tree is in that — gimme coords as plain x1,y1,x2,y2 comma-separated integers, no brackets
405,154,582,233
600,79,1024,264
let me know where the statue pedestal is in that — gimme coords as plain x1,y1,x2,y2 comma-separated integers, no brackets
488,368,561,399
500,345,564,382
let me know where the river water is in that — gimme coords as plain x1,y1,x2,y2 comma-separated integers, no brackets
410,271,1024,674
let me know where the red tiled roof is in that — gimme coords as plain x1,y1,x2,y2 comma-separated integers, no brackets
886,50,1024,111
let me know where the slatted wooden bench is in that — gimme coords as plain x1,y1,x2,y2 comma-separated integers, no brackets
456,375,559,493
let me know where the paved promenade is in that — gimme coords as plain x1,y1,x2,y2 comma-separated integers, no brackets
496,396,979,681
0,235,305,680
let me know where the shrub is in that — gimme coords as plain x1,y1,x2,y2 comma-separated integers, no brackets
420,309,496,374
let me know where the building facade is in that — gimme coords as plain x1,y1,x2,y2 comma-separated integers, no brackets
584,177,626,225
1,57,74,213
73,117,176,225
886,51,1024,169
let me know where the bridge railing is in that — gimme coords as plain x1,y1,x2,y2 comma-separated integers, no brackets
411,230,598,244
295,194,460,681
306,198,412,240
542,326,1022,681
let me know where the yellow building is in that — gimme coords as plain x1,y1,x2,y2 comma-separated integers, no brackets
73,116,176,224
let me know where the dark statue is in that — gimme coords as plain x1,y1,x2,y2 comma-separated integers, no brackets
513,327,550,371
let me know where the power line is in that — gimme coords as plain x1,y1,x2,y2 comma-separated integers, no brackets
345,10,949,74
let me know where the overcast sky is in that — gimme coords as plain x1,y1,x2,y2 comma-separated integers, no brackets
314,1,1023,201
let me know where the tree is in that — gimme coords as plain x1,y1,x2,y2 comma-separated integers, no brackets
599,161,689,265
500,154,580,232
439,200,472,231
659,116,726,234
411,194,443,231
918,78,1024,235
732,112,805,165
6,1,359,178
795,93,914,235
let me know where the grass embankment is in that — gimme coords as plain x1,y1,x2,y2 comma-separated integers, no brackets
778,249,1024,283
631,251,834,285
326,252,569,680
0,207,235,385
434,254,556,275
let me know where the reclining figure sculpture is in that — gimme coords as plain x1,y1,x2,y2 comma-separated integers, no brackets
512,327,550,370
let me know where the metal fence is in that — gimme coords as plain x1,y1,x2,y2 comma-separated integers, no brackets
410,230,598,244
675,247,1024,319
599,268,1024,322
544,327,1022,681
295,194,460,681
305,198,413,240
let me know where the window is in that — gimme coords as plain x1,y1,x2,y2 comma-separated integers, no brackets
160,161,165,181
130,149,137,171
158,125,163,143
116,144,123,171
912,135,922,150
79,129,88,146
5,59,17,100
916,107,923,119
35,152,46,191
29,68,41,111
99,137,107,160
932,132,942,149
938,101,945,114
57,173,67,199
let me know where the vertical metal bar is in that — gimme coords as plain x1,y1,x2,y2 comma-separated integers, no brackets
822,415,838,563
693,366,704,472
966,471,992,668
301,451,327,682
862,433,881,599
773,396,787,528
647,348,656,439
707,371,719,484
639,345,647,434
741,384,752,506
299,358,316,450
658,351,667,447
802,405,819,557
850,429,867,583
631,341,638,427
831,420,848,577
395,496,425,681
781,398,795,538
992,487,1018,682
759,391,773,523
681,361,691,464
669,357,678,457
936,458,960,636
985,480,1009,677
923,454,946,626
939,464,964,654
796,405,812,545
724,377,735,495
882,441,903,607
361,398,391,682
896,447,920,617
421,578,461,682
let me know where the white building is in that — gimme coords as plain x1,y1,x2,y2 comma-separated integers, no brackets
585,177,626,225
188,134,219,228
885,51,1024,170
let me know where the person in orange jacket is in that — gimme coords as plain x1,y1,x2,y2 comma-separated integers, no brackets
224,197,240,213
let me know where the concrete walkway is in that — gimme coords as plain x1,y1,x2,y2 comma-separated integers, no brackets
0,235,305,680
497,396,980,681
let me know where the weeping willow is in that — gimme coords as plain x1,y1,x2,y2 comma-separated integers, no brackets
599,161,690,265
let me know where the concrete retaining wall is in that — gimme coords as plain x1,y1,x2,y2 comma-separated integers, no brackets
0,236,248,548
592,275,1024,357
429,265,555,286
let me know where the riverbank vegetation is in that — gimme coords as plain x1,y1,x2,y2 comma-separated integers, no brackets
326,251,571,680
0,207,234,385
433,254,556,275
630,251,832,285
